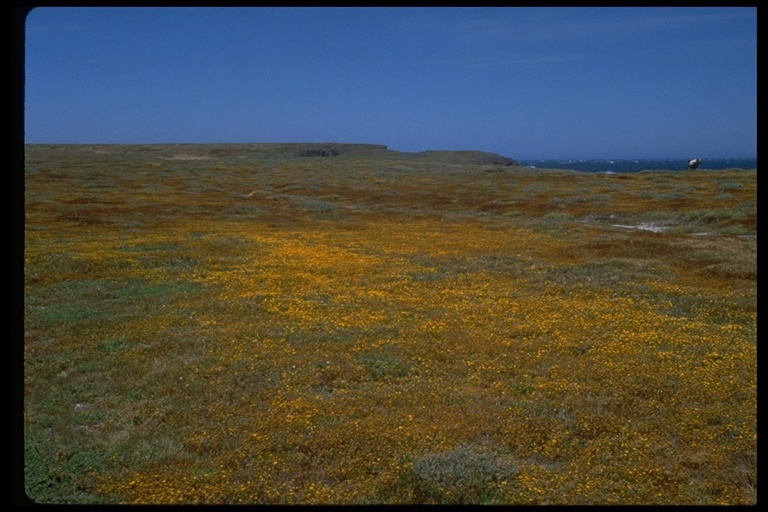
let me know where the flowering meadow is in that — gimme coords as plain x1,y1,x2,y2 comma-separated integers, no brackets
23,144,756,504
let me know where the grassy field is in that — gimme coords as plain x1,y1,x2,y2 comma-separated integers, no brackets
22,143,756,504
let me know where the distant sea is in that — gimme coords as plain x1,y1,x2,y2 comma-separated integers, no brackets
517,158,756,173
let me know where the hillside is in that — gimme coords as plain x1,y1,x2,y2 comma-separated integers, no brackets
24,142,519,166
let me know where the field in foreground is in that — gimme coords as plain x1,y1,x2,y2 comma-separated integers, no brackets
23,144,756,504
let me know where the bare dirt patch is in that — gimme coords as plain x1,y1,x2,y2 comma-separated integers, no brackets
611,222,670,233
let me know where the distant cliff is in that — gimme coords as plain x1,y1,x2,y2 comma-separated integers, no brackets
293,144,518,165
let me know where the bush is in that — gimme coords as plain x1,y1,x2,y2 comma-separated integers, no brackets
543,212,572,222
358,352,410,381
400,445,518,504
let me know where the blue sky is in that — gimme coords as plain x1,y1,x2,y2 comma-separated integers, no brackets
24,7,756,160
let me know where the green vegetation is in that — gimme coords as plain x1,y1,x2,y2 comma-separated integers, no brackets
24,143,756,504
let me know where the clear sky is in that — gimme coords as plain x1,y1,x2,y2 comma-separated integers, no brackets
23,7,757,160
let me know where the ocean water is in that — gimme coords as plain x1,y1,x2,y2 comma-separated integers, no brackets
517,158,756,173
